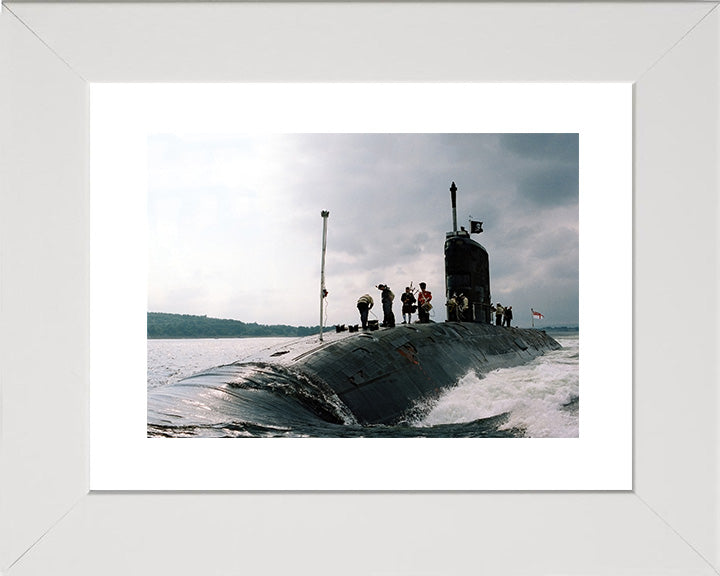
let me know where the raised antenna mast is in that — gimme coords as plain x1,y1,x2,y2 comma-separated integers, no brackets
450,181,458,233
319,210,330,341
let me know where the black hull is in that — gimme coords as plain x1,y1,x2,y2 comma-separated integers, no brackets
299,322,560,424
148,323,561,428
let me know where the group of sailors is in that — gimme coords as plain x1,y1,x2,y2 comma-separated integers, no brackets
446,292,470,322
447,298,514,326
356,284,515,329
356,282,433,330
492,303,513,327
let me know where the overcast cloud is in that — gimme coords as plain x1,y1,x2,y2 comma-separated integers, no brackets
148,133,578,327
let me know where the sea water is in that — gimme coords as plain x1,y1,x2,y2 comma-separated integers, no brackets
147,329,579,438
417,333,579,437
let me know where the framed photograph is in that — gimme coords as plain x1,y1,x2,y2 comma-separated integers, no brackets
90,82,630,491
2,2,718,575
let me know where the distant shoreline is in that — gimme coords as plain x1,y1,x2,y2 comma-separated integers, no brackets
148,311,576,339
147,312,330,339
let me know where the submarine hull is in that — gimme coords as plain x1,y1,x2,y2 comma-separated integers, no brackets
299,322,560,424
148,323,561,428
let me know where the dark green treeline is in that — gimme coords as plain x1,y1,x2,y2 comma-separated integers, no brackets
148,312,327,339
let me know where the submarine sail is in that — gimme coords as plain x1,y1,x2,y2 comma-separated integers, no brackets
444,182,492,323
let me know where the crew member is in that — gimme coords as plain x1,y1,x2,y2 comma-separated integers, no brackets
504,305,513,327
401,287,416,324
458,293,469,321
356,293,374,330
377,284,396,328
495,303,504,326
417,282,432,323
447,294,459,321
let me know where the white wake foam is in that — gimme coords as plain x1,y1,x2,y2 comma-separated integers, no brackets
418,337,579,437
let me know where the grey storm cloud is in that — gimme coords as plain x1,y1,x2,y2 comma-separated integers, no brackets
149,133,579,327
498,134,579,207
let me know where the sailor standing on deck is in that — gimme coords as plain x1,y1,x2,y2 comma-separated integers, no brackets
458,293,469,321
417,282,432,323
447,293,458,321
377,284,396,328
495,303,505,326
401,287,416,324
356,294,374,330
504,305,513,327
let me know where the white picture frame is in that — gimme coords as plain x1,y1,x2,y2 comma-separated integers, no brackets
90,82,630,491
1,2,718,574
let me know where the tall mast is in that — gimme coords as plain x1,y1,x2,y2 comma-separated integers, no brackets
319,210,330,341
450,181,458,233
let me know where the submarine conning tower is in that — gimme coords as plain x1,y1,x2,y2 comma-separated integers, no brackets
444,181,492,323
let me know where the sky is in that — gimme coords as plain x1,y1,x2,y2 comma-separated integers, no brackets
148,133,578,328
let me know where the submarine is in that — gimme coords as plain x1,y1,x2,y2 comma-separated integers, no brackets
147,182,561,430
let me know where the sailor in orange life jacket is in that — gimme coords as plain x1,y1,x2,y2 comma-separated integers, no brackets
417,282,432,324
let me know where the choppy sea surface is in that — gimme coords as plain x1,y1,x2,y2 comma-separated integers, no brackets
148,329,578,438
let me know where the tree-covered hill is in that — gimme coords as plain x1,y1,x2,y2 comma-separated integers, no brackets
148,312,328,339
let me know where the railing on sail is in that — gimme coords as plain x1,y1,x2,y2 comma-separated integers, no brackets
319,210,330,342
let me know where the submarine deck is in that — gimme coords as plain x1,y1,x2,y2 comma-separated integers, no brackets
236,322,561,425
149,322,561,428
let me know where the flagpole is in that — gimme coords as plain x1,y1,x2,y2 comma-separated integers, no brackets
319,210,330,342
